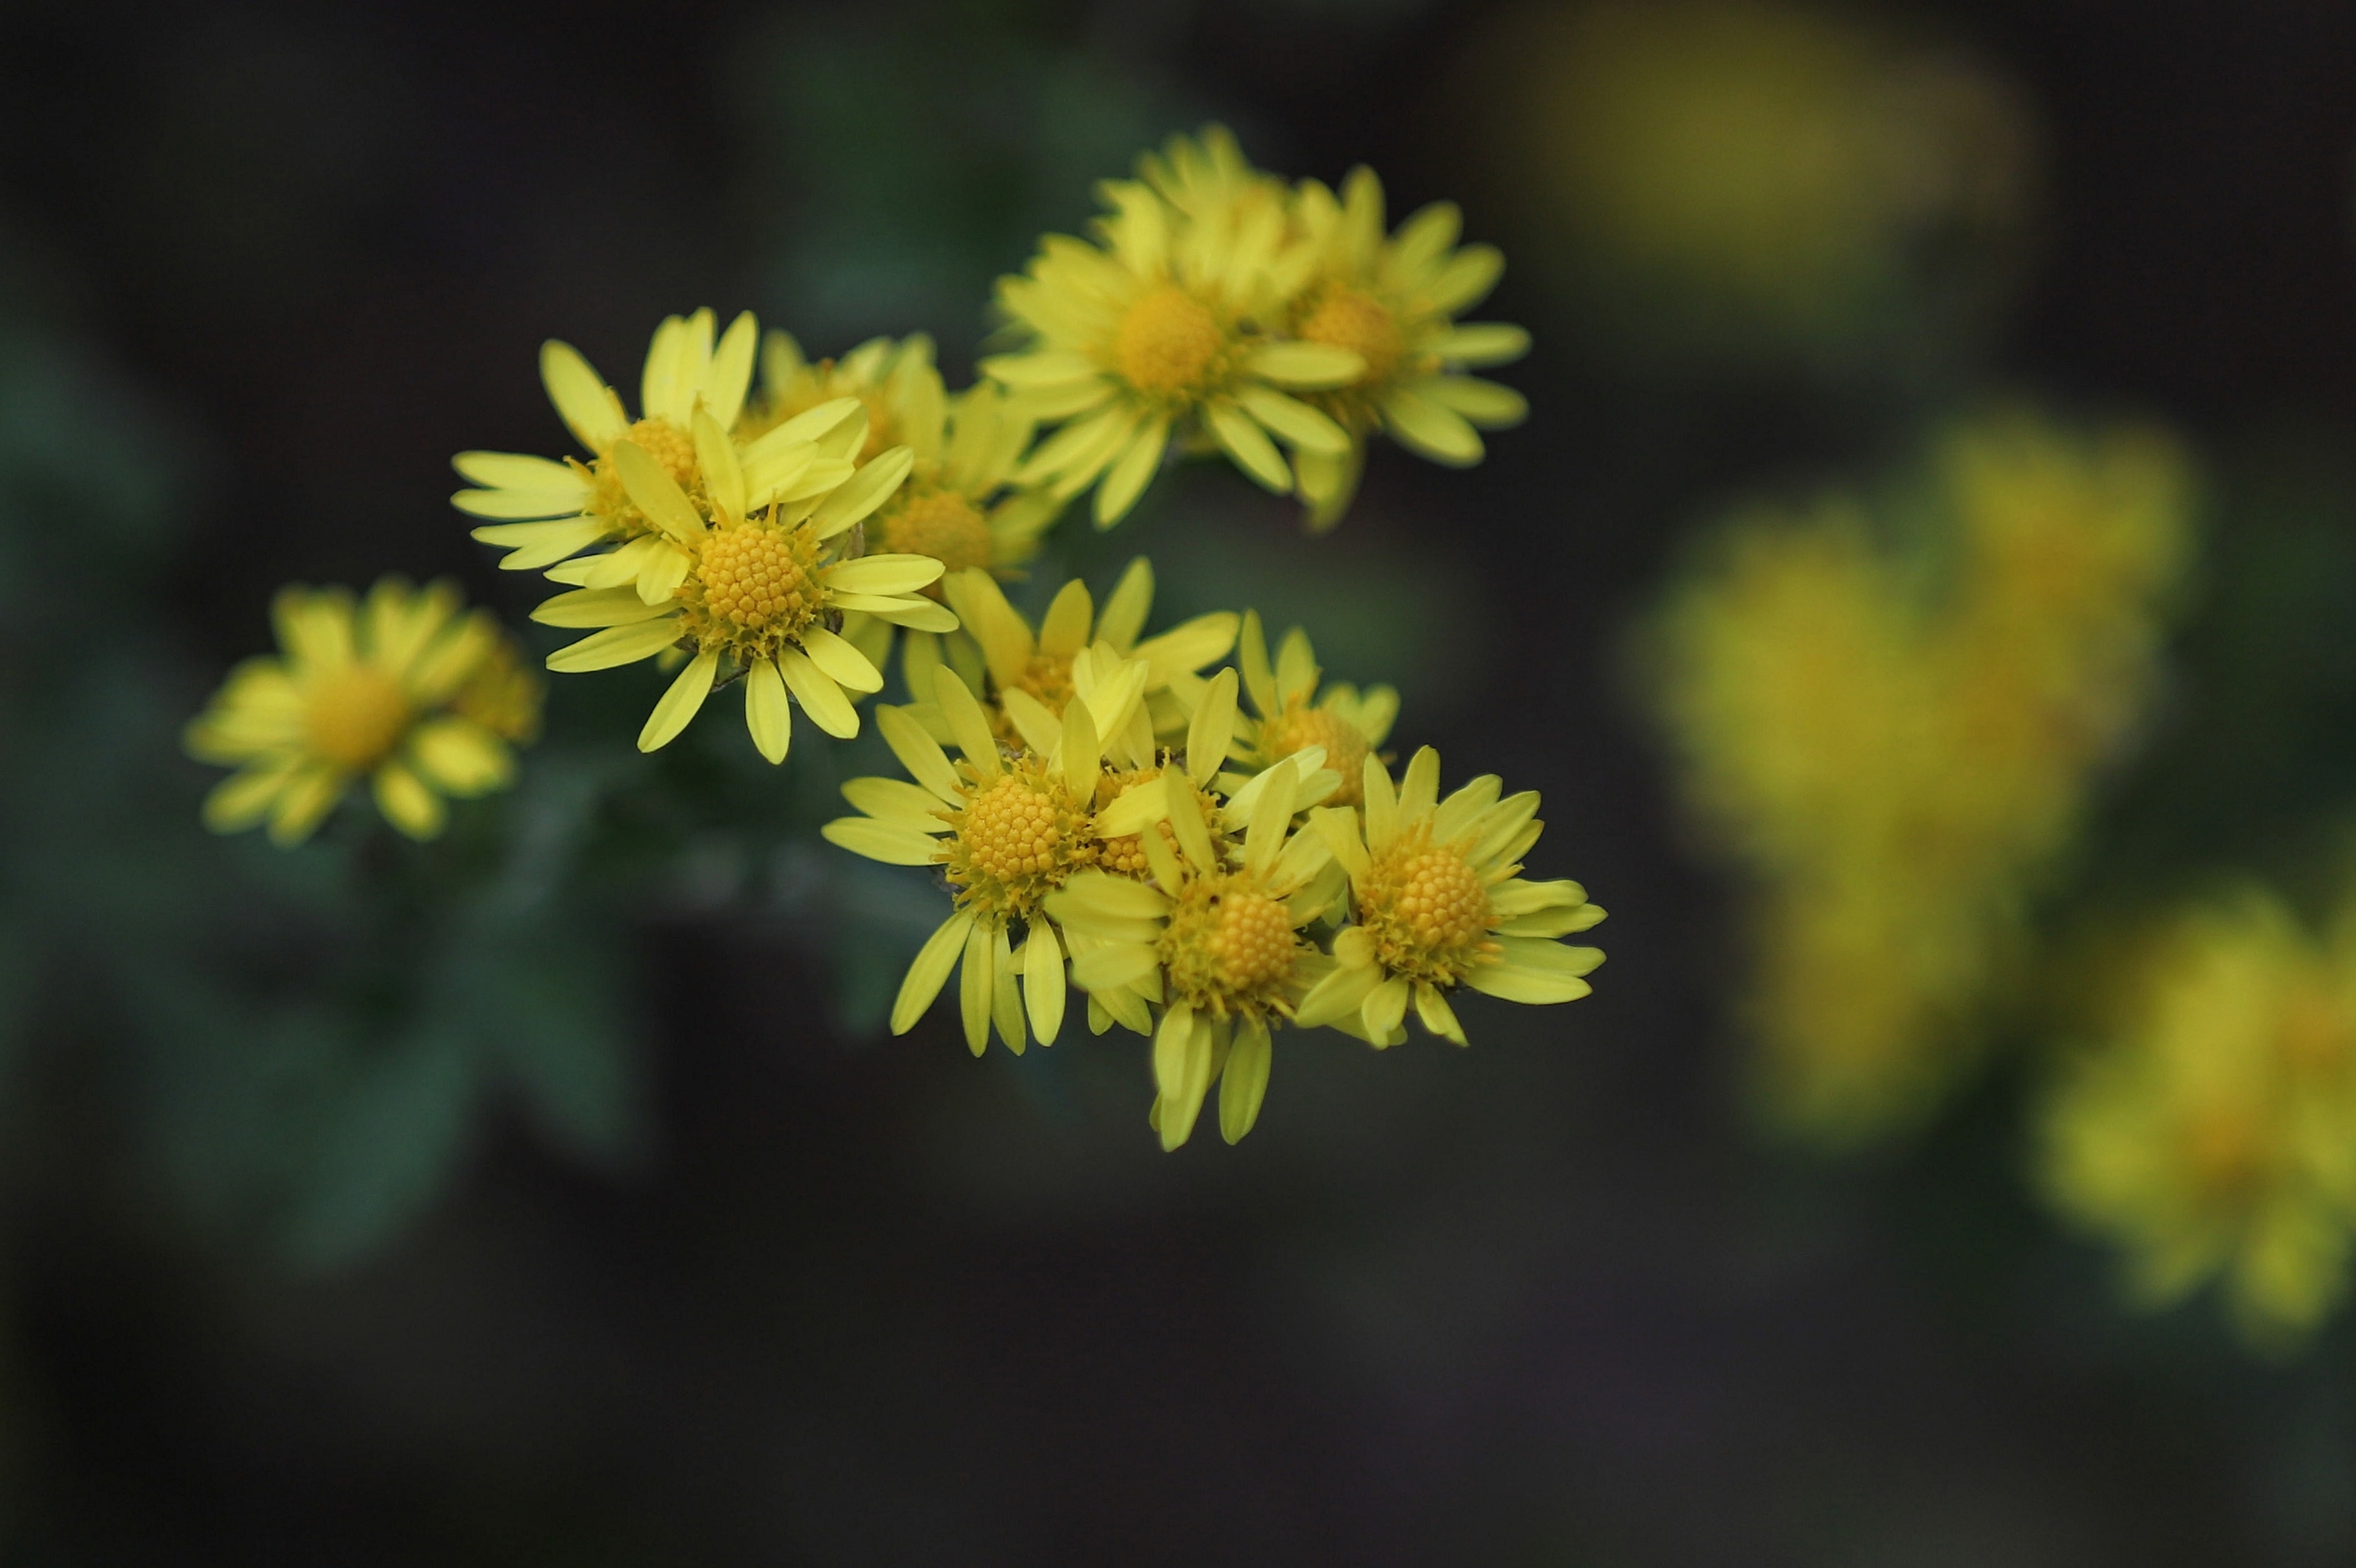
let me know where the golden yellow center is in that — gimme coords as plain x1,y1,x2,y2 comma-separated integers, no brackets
697,528,818,634
1162,874,1300,1016
620,417,697,489
1360,833,1496,987
1298,286,1403,386
305,664,412,772
881,486,995,576
1263,703,1370,805
963,775,1067,884
1093,769,1225,882
1114,284,1227,396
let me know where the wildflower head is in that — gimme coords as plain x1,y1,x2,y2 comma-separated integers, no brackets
936,560,1236,756
1234,610,1397,807
455,308,765,573
823,658,1154,1057
985,141,1364,526
1286,168,1531,528
1299,747,1604,1047
536,407,953,763
1158,867,1308,1021
187,576,535,846
2040,888,2356,1349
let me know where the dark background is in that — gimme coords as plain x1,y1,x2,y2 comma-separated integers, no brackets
1,0,2355,1561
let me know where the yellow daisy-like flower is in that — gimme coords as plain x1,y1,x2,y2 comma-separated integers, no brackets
927,559,1238,751
1049,738,1348,1151
454,307,775,572
746,332,1062,672
1299,748,1605,1045
1136,123,1291,227
985,163,1364,526
1286,168,1532,528
529,407,951,761
2041,889,2356,1350
820,658,1158,1055
1229,609,1398,807
186,576,537,846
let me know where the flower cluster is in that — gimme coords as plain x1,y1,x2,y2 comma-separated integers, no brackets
180,129,1573,1151
186,576,541,845
826,595,1603,1150
2040,887,2356,1349
987,126,1530,531
1647,408,2193,1145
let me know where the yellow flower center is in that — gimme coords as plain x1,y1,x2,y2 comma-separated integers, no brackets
943,758,1096,921
304,664,412,772
1297,285,1403,386
1358,829,1498,987
677,523,825,661
591,418,700,534
990,652,1077,746
1160,871,1301,1018
1262,701,1371,806
1114,284,1228,396
621,417,698,488
1093,767,1226,881
881,486,995,577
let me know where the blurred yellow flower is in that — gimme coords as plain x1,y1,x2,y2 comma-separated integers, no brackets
187,577,537,846
1649,408,2193,1143
2041,888,2356,1349
985,131,1362,526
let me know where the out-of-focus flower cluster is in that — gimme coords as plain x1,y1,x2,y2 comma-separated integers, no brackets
1649,409,2193,1144
2041,886,2356,1349
180,128,1580,1151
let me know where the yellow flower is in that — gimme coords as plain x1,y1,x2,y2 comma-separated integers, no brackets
529,407,951,761
985,155,1364,526
186,576,536,846
820,656,1158,1055
454,307,786,573
927,559,1237,750
1230,610,1398,806
2040,889,2356,1349
1136,123,1291,226
1646,408,2193,1144
1298,747,1605,1046
1287,167,1531,528
1049,726,1349,1150
746,332,1062,673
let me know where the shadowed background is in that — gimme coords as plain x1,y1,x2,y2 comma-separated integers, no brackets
1,0,2355,1561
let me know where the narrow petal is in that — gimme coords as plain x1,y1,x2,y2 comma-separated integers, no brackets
745,657,791,764
1205,401,1291,493
612,441,707,542
931,664,1002,776
1093,416,1169,526
1247,340,1365,389
811,446,916,539
960,920,995,1056
372,761,447,840
540,340,624,452
877,703,961,801
637,650,718,751
823,554,945,596
799,626,885,693
545,618,682,673
1381,387,1484,467
892,911,976,1034
820,817,943,865
1236,387,1349,454
1024,920,1067,1045
778,648,859,738
1186,667,1238,783
1218,1016,1272,1143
